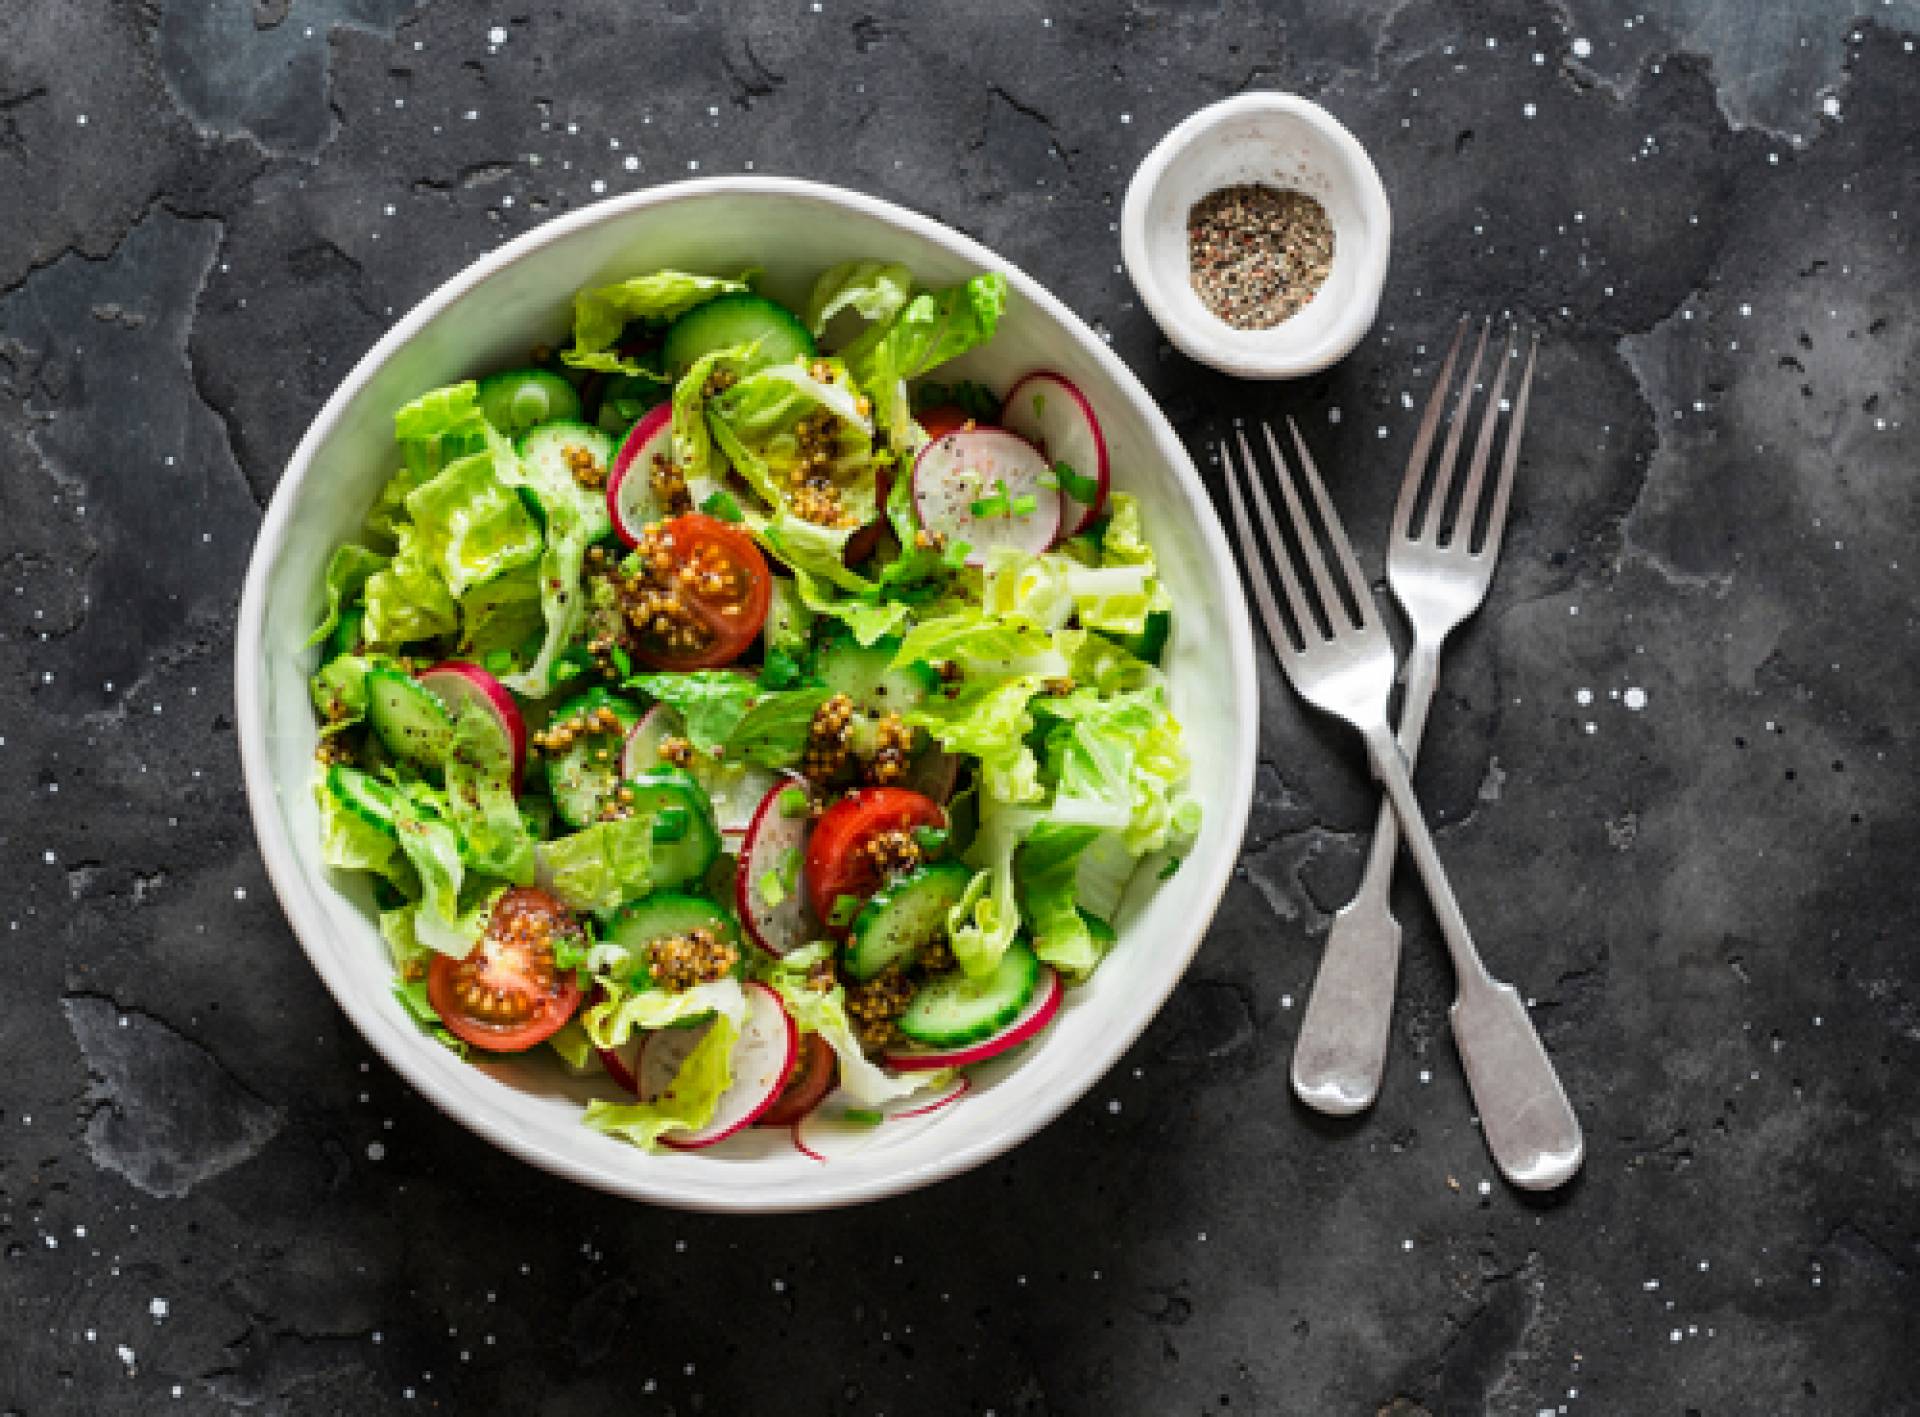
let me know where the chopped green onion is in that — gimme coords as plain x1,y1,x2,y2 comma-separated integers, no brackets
1157,854,1184,881
827,893,863,929
1052,459,1100,504
700,488,744,523
757,868,788,908
840,1107,884,1127
913,825,949,856
609,644,633,679
482,649,514,675
1009,493,1038,517
777,786,811,819
652,805,691,843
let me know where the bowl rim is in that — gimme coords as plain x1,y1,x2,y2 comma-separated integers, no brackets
1121,92,1393,380
235,175,1260,1211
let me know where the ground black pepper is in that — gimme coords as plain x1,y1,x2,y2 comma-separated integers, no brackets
1187,183,1335,329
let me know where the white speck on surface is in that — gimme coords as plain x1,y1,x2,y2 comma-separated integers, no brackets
1523,102,1537,118
488,24,507,44
1572,36,1593,57
1418,1069,1432,1084
1624,687,1648,711
1584,722,1597,735
591,179,607,194
1107,1098,1121,1114
366,1142,386,1161
117,1345,136,1368
1575,688,1593,706
1402,1238,1414,1251
1822,96,1841,117
150,1297,170,1320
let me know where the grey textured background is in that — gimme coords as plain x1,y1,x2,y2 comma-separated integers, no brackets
2,1,1916,1413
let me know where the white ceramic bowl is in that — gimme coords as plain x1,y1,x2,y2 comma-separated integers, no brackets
235,177,1258,1212
1122,93,1391,379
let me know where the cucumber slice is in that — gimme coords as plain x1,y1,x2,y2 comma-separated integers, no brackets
516,421,615,542
662,292,815,375
898,942,1041,1048
544,689,644,828
814,632,937,716
602,891,743,985
844,862,971,982
623,766,722,889
478,368,584,437
365,665,455,768
327,763,402,833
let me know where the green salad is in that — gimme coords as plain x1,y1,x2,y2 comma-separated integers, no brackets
308,259,1199,1152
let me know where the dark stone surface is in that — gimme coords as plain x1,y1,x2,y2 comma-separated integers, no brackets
2,1,1915,1412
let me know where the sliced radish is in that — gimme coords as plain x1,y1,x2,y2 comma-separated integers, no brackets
638,982,796,1149
623,702,777,836
902,747,961,805
791,1075,970,1163
416,661,526,791
1000,371,1110,537
883,967,1065,1071
734,779,821,956
913,427,1062,567
607,403,674,548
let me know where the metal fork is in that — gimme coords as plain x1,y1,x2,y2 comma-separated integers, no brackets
1220,417,1583,1191
1292,320,1534,1116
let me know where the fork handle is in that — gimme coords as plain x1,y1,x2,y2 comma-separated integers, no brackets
1291,637,1442,1114
1360,723,1585,1191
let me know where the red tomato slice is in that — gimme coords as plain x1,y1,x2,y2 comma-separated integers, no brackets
427,887,585,1053
804,787,947,928
917,404,972,441
628,513,772,670
757,1032,837,1127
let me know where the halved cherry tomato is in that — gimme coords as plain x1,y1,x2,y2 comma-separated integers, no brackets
628,513,772,671
427,887,585,1053
916,404,972,441
804,787,947,928
757,1032,837,1127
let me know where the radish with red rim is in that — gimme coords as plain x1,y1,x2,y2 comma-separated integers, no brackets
622,701,776,836
884,967,1064,1071
637,981,797,1149
733,778,821,956
912,427,1061,566
606,403,674,548
1000,371,1110,536
790,1074,970,1163
416,661,526,790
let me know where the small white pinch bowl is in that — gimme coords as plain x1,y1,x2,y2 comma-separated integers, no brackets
1122,92,1392,379
235,177,1259,1213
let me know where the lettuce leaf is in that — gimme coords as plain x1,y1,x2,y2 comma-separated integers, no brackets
845,272,1008,443
583,977,748,1049
307,544,388,648
457,564,545,667
1016,822,1105,979
709,360,879,531
445,704,536,884
536,813,657,914
316,770,407,886
906,675,1045,804
1100,492,1155,568
763,944,939,1107
564,270,750,373
806,260,914,339
981,548,1074,631
672,343,756,502
724,686,833,769
404,450,545,597
309,652,373,736
948,799,1039,977
582,1014,740,1149
792,568,914,645
362,524,459,648
626,671,760,752
378,903,433,979
389,796,497,956
394,381,487,445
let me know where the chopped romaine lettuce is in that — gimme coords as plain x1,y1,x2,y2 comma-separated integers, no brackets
307,544,387,648
362,525,458,648
445,705,535,884
806,260,914,338
845,272,1008,444
626,671,760,752
405,450,545,597
535,814,657,914
565,270,751,373
582,1014,739,1148
764,944,941,1106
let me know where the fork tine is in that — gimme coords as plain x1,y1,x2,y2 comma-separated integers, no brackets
1220,438,1303,658
1477,334,1539,562
1234,428,1320,646
1259,422,1343,636
1393,316,1471,543
1287,417,1378,631
1415,319,1492,544
1452,323,1518,549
